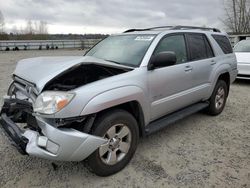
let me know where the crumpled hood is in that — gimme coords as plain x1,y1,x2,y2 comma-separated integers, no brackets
14,56,129,92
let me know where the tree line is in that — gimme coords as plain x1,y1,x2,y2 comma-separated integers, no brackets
0,10,49,40
0,10,108,40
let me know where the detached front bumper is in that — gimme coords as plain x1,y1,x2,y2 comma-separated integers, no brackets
0,98,107,161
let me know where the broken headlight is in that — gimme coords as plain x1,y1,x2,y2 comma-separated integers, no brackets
33,91,75,114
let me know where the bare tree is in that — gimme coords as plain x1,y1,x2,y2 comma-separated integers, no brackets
25,20,48,35
0,10,5,33
222,0,250,33
34,21,39,34
38,20,48,34
25,20,34,34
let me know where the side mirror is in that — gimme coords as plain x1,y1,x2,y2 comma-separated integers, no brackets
148,51,177,70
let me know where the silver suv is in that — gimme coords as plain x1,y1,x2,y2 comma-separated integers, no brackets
0,26,238,176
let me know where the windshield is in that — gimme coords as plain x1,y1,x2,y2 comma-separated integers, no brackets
234,40,250,52
86,34,156,67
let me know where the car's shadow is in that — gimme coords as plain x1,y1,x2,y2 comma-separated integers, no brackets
233,79,250,86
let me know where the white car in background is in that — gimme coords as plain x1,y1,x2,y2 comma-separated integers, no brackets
234,40,250,79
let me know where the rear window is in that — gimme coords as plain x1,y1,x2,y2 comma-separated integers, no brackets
212,35,233,54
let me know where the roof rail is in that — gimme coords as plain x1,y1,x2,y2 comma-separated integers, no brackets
123,25,221,33
172,25,221,32
123,26,173,33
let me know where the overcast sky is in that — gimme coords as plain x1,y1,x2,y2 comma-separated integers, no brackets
1,0,226,34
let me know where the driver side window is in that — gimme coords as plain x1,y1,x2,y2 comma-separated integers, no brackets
154,35,187,64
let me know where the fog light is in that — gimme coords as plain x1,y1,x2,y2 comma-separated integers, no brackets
37,136,48,147
37,136,59,154
46,140,59,154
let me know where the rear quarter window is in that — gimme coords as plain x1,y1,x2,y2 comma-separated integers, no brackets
212,35,233,54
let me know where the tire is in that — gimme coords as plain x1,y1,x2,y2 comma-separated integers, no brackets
206,80,228,116
87,109,139,176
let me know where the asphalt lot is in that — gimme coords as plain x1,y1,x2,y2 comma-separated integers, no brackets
0,50,249,188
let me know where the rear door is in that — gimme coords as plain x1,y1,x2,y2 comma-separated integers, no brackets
185,33,215,99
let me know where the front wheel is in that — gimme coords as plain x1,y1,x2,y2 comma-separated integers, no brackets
87,109,139,176
206,80,228,115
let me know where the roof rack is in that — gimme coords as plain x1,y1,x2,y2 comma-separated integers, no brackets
172,25,221,32
123,25,221,33
123,26,173,33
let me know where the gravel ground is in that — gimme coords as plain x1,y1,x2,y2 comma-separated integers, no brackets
0,50,249,188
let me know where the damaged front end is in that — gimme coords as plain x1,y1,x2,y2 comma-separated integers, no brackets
0,57,133,161
43,63,130,91
0,71,111,161
0,96,107,161
0,98,32,154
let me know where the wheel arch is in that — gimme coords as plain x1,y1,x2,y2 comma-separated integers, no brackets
209,64,231,98
80,86,149,137
92,101,146,137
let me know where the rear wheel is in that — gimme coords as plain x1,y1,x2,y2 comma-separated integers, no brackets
206,80,228,115
87,109,139,176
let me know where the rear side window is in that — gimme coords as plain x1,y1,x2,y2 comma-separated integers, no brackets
212,35,233,54
186,34,214,61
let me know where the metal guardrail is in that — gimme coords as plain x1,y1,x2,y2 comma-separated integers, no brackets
0,39,101,51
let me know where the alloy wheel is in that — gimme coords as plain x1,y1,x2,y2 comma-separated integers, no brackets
215,86,225,110
99,124,132,165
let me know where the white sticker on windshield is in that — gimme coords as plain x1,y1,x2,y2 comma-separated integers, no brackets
135,36,154,41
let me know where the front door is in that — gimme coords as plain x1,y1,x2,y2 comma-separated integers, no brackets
147,34,195,121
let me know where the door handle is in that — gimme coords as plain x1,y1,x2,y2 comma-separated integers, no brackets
211,60,216,65
185,65,193,72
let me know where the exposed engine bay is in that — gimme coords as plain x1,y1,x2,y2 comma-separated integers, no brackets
44,64,132,91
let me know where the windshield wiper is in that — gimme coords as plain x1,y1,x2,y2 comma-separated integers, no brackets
104,59,136,68
104,59,122,65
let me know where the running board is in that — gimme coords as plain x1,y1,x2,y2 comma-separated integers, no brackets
145,102,209,135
